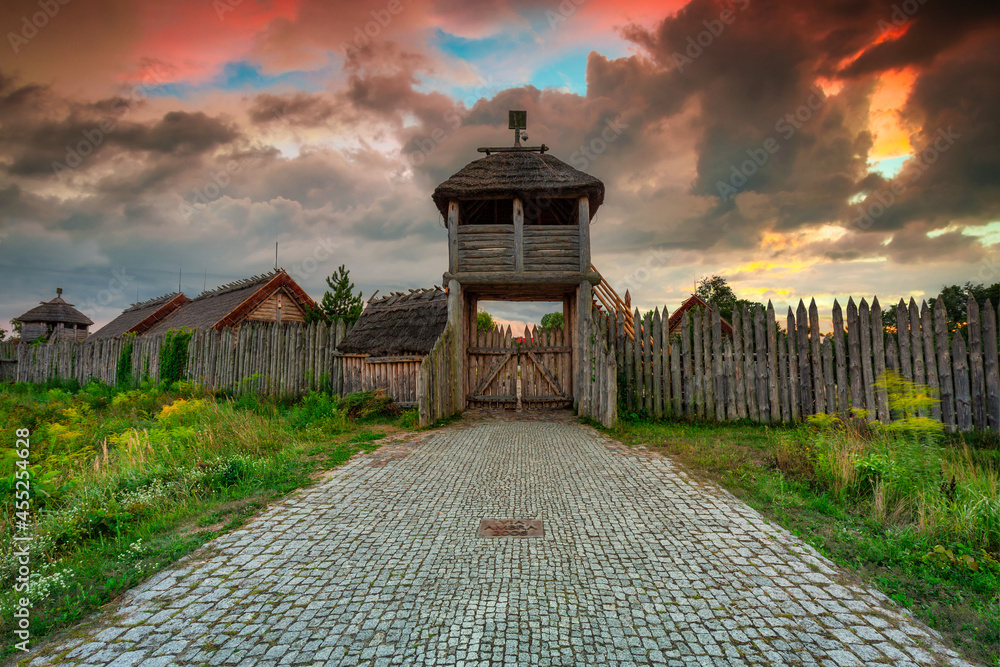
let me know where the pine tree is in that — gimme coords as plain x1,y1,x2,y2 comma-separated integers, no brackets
320,265,363,324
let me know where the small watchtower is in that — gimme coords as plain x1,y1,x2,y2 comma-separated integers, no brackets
432,112,606,410
15,288,93,343
432,111,605,291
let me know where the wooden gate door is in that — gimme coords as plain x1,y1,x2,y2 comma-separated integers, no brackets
467,324,572,409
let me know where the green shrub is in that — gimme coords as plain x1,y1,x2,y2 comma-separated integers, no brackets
159,328,193,385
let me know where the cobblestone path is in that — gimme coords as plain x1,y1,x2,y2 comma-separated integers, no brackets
20,419,978,666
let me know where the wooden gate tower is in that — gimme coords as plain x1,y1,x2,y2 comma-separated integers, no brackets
431,112,606,410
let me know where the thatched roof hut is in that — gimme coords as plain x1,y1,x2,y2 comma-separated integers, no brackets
337,288,448,357
431,151,605,220
89,293,190,340
113,269,316,336
15,288,93,342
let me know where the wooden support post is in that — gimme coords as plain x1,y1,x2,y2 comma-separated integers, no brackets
578,196,591,274
513,198,524,273
448,200,459,274
448,279,463,412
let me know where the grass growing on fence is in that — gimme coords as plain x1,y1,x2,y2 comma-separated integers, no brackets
613,376,1000,667
0,380,415,657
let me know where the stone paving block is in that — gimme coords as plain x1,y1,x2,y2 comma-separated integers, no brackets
14,419,982,666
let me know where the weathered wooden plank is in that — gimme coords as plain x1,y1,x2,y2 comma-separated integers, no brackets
743,305,757,421
984,300,1000,433
624,318,634,411
787,308,800,422
908,298,925,390
931,297,955,430
920,301,941,421
871,297,890,423
809,299,825,414
692,308,704,418
513,198,524,273
896,299,912,382
662,308,672,418
652,309,663,419
702,307,714,420
952,332,972,432
968,296,986,431
681,311,693,419
671,339,682,416
796,300,812,416
766,301,779,423
713,307,726,420
847,297,862,416
822,336,835,412
633,309,643,413
578,196,591,273
733,305,746,419
886,334,899,376
754,304,769,422
724,336,736,420
778,331,790,422
860,299,876,417
645,311,655,415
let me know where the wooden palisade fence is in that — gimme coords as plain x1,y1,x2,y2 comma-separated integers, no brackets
418,321,461,427
600,294,995,433
0,321,353,396
578,305,618,427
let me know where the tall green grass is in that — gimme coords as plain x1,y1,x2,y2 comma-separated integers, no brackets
0,380,414,656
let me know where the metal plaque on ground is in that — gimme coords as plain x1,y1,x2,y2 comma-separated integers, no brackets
477,519,543,538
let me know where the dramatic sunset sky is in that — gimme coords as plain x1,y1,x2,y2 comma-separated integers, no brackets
0,0,997,330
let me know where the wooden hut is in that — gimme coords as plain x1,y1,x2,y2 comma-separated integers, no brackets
336,288,448,407
90,269,317,337
15,288,93,342
89,293,190,340
667,295,733,337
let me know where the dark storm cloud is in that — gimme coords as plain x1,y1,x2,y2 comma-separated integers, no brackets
247,93,339,127
582,0,1000,256
840,0,1000,78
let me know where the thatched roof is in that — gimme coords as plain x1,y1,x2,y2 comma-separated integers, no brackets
145,269,315,335
432,150,605,219
89,293,189,340
15,290,93,326
337,288,448,357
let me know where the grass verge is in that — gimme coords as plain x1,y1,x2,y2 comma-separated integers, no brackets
611,417,999,667
0,380,415,658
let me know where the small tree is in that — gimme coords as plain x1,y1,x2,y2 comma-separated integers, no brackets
696,274,755,324
540,312,563,330
477,310,495,333
320,265,363,325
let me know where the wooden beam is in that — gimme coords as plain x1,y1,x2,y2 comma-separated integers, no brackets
448,200,459,274
578,196,591,273
514,198,524,273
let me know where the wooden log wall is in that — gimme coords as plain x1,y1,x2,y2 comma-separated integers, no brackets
340,354,421,406
4,321,359,398
605,294,998,433
418,321,460,427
